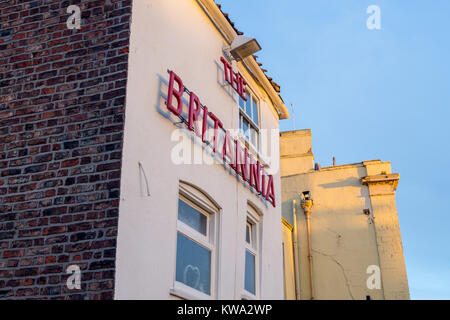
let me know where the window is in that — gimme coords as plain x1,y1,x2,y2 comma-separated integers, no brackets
239,90,259,151
243,205,261,299
246,222,252,245
245,220,257,295
176,198,211,295
173,182,220,300
178,199,208,236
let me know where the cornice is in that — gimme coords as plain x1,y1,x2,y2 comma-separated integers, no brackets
362,173,400,191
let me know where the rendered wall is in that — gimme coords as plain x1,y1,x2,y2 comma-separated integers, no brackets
280,131,409,300
362,169,410,300
281,219,296,300
114,0,284,299
280,130,314,177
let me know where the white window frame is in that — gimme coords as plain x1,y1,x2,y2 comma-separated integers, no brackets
177,197,211,247
171,184,220,300
242,205,261,300
239,86,260,152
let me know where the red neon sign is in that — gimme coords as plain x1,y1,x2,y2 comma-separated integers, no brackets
166,70,276,208
220,57,247,101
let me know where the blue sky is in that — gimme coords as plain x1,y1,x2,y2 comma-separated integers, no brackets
218,0,450,299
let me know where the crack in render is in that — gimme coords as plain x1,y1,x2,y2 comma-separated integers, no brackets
312,249,355,300
325,227,341,237
325,228,343,246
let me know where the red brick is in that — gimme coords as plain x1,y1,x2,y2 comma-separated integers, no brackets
0,0,132,300
61,159,80,168
3,250,25,258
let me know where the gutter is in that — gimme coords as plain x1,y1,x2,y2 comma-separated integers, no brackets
301,199,314,300
292,200,301,300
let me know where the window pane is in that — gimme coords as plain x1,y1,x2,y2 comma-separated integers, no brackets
246,224,251,244
243,119,249,140
250,127,257,148
246,94,252,118
176,233,211,295
245,250,256,295
178,199,207,236
252,98,259,125
239,95,245,110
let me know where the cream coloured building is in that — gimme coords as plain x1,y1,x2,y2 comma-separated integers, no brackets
114,0,290,299
280,130,410,300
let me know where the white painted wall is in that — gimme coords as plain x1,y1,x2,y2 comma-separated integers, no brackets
114,0,284,299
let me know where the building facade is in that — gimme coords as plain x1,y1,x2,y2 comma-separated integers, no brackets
0,0,289,300
0,0,410,301
114,0,289,300
0,0,133,299
280,130,410,300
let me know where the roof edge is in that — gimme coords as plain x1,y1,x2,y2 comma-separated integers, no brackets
196,0,290,119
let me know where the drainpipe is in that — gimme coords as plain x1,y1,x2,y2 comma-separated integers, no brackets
301,198,314,300
292,200,301,300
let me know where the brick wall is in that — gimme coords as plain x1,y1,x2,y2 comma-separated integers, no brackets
0,0,132,299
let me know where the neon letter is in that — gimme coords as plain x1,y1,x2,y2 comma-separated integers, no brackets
249,155,261,193
209,112,223,153
188,92,202,134
265,175,276,207
167,71,184,116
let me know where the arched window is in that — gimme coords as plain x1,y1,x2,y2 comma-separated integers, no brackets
172,181,220,300
243,202,262,300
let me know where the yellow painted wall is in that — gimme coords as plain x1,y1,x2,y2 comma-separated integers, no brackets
280,130,314,177
280,130,410,300
362,174,410,299
281,219,296,300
